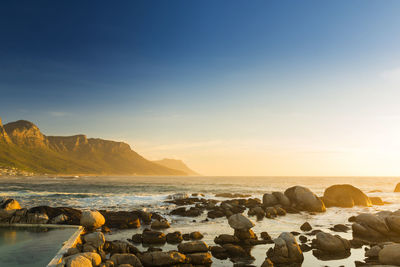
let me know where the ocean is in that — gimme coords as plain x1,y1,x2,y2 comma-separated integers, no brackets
1,176,400,266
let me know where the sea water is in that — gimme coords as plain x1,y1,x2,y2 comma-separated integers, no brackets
1,176,400,266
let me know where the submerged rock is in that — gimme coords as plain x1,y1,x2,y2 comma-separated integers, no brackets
284,186,326,212
322,184,372,208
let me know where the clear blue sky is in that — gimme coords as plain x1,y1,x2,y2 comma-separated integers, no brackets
1,1,400,175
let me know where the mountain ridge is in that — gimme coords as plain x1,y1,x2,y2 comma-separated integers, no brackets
153,158,199,176
0,118,190,176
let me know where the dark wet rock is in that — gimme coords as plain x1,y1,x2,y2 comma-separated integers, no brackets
110,253,143,267
150,220,170,229
262,193,278,207
351,213,396,242
312,232,350,256
365,245,382,258
26,206,82,225
300,222,312,232
142,230,166,244
104,240,140,255
305,229,322,236
228,214,255,230
147,247,162,252
247,206,265,220
234,229,257,241
267,232,304,265
299,243,312,252
348,215,357,222
350,239,366,248
165,197,208,206
322,184,372,208
331,224,350,232
210,246,228,260
131,234,143,243
170,207,203,217
260,232,272,241
82,243,96,252
312,249,351,261
244,198,262,209
182,233,191,241
178,241,209,253
101,225,111,233
299,235,308,243
138,251,186,266
187,252,212,265
290,231,300,236
369,196,384,206
166,231,183,244
207,210,225,219
137,210,152,225
264,207,277,218
215,193,251,198
214,234,240,245
189,231,203,240
99,210,140,229
222,243,249,258
275,207,286,216
284,186,326,212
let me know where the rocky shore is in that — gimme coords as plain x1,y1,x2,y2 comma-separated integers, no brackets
2,182,400,266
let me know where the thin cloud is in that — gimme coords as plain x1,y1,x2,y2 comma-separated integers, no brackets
48,111,71,117
381,67,400,82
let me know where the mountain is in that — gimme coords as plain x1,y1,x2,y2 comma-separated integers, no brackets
0,118,187,176
153,158,199,175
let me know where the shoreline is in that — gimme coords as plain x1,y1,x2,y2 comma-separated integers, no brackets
2,182,400,266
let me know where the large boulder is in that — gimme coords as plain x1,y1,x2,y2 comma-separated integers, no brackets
262,194,278,207
379,244,400,265
138,251,186,266
80,211,105,230
228,214,255,230
352,213,391,241
64,252,102,267
312,232,350,257
267,232,304,265
110,253,143,267
178,241,209,253
272,192,291,207
284,186,326,212
0,198,21,210
100,210,140,229
322,184,372,207
84,232,105,249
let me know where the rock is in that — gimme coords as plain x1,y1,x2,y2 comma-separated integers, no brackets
50,214,68,224
313,232,350,253
267,232,304,265
300,222,312,232
64,252,102,267
260,232,272,241
151,220,170,229
142,230,166,244
222,243,248,258
234,229,257,241
207,210,225,219
138,251,186,266
331,224,350,232
365,245,382,258
379,244,400,265
66,247,80,256
131,234,142,243
272,192,291,207
83,243,97,253
352,213,391,241
169,193,190,200
104,240,139,255
214,234,239,245
166,231,183,244
323,184,372,207
370,196,384,206
228,214,255,230
28,206,82,225
84,232,105,249
187,252,212,265
262,194,278,207
189,231,203,240
264,207,277,218
210,246,228,260
80,210,105,230
110,253,142,267
0,198,21,210
25,212,49,224
100,211,140,229
395,183,400,192
215,193,251,198
386,215,400,234
260,259,274,267
276,207,286,216
178,241,209,253
284,186,326,212
247,206,265,219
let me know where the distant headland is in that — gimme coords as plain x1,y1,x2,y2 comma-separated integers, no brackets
0,117,198,176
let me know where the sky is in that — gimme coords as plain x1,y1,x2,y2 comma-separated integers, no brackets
1,1,400,176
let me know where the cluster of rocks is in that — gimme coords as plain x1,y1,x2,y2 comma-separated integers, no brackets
350,210,400,242
357,243,400,266
130,229,204,245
